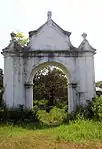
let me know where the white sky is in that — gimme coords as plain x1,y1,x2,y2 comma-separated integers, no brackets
0,0,102,81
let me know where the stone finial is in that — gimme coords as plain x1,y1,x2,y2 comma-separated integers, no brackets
10,32,16,40
47,11,52,21
82,33,87,40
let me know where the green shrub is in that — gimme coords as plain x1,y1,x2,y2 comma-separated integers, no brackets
0,105,39,124
92,96,102,120
49,107,67,124
33,99,48,110
73,100,94,120
70,97,102,121
0,89,3,107
37,107,67,125
56,100,68,112
0,96,102,125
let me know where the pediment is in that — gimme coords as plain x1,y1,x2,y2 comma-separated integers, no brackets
29,20,71,51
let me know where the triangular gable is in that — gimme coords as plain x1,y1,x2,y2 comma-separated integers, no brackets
29,19,72,51
29,20,71,38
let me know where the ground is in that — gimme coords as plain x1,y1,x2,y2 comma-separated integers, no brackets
0,120,102,149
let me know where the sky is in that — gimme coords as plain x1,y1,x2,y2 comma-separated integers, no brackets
0,0,102,81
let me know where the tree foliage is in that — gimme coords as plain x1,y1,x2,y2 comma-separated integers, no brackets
33,66,68,112
16,32,28,47
0,69,3,103
0,69,3,89
96,81,102,89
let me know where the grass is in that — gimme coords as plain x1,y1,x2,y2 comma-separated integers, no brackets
0,120,102,149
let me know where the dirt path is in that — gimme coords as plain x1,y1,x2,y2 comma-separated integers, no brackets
0,133,101,149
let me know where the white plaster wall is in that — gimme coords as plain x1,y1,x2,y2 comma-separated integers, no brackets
4,54,25,108
85,56,96,99
3,50,95,111
3,55,14,107
76,54,95,105
30,24,70,51
77,57,88,105
3,51,95,110
25,86,33,108
4,51,95,109
13,56,25,107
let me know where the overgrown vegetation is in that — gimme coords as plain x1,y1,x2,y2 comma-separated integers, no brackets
36,96,102,124
96,81,102,88
37,107,67,125
0,96,101,125
0,120,101,149
0,64,102,148
69,96,102,121
0,107,38,124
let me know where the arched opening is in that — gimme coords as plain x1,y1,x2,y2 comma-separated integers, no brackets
33,65,68,113
25,62,74,113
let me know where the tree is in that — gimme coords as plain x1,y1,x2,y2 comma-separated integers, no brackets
0,69,3,89
0,69,3,103
96,81,102,96
33,66,68,112
15,32,28,47
96,81,102,89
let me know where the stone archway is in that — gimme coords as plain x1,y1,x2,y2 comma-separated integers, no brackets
1,11,96,112
25,61,75,112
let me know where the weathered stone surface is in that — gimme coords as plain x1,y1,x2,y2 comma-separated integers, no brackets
1,12,96,112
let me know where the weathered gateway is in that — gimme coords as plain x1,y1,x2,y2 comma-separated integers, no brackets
1,12,96,112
